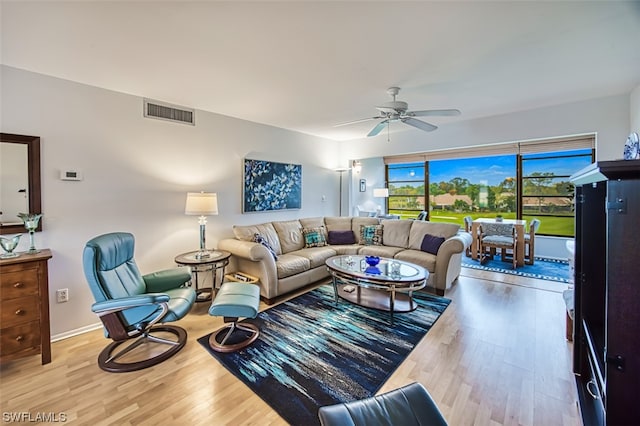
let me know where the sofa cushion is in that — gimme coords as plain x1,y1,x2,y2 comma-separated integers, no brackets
327,244,361,255
352,217,380,243
381,219,412,248
394,249,437,273
233,222,282,255
358,245,404,258
408,222,460,250
276,253,310,279
327,230,356,245
420,234,446,255
288,247,336,268
273,220,305,254
359,224,383,245
303,227,328,248
324,216,353,232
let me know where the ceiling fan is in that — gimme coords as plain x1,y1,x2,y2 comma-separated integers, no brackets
336,87,461,138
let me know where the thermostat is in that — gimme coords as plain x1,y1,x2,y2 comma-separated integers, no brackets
60,170,83,181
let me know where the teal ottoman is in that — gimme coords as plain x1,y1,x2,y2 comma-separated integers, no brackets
208,282,260,352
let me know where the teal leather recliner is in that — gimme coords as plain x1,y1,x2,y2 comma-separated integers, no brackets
83,232,196,372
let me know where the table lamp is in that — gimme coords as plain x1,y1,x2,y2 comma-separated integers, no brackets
185,192,218,259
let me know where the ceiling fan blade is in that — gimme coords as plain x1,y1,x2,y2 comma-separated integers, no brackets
402,117,437,132
367,120,389,137
334,116,384,127
408,109,461,117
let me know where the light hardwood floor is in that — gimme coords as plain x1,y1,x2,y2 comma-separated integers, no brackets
1,269,580,425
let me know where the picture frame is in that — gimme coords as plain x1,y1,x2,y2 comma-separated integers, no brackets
359,179,366,192
243,158,302,212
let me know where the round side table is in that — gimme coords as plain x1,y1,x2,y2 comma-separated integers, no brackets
174,250,231,302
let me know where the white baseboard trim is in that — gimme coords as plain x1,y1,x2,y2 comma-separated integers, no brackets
51,322,103,342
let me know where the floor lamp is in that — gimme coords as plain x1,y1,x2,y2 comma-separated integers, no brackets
335,168,349,216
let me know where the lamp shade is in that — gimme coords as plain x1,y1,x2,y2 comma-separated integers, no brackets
373,188,389,198
185,192,218,216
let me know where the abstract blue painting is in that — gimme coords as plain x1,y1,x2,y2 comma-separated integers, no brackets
243,159,302,212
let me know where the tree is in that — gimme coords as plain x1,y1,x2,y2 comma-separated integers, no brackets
524,172,554,210
453,199,470,212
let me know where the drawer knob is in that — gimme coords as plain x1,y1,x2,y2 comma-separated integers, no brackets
15,309,24,316
13,282,24,288
15,335,24,342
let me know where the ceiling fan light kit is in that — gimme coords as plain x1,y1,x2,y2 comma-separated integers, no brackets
336,87,461,139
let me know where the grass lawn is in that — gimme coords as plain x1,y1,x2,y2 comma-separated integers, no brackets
389,210,574,237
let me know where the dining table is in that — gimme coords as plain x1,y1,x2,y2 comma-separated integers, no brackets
470,218,528,267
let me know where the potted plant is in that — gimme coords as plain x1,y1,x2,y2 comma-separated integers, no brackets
495,214,503,222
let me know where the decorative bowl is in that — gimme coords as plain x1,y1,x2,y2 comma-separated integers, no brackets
365,255,380,267
0,234,22,258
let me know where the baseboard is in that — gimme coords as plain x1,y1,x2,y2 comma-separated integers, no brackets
51,322,103,342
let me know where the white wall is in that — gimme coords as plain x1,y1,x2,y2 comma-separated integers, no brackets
631,84,640,133
341,93,631,162
1,66,343,337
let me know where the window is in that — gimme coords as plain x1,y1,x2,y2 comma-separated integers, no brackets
520,149,592,236
383,137,594,237
387,162,425,219
428,155,516,225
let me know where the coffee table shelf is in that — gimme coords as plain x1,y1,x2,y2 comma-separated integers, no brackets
325,255,428,324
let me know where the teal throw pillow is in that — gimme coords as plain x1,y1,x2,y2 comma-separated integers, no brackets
359,224,383,246
303,227,327,248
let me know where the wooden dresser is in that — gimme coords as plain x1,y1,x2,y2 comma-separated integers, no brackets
0,249,52,365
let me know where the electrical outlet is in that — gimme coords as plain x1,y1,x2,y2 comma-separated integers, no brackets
56,288,69,303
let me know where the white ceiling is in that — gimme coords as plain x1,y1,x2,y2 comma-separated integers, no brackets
2,1,640,141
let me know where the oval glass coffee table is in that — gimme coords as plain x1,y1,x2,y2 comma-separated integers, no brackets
325,255,428,324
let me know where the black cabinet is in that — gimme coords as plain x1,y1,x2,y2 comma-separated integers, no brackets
570,160,640,426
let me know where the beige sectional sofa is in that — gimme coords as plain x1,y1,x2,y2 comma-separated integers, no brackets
218,216,472,303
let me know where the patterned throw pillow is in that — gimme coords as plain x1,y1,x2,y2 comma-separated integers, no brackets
359,224,383,246
303,227,327,248
253,233,278,260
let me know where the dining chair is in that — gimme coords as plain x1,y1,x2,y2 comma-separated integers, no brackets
463,216,473,256
416,211,429,221
478,222,517,269
524,218,541,265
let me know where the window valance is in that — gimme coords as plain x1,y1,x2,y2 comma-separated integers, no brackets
383,134,595,164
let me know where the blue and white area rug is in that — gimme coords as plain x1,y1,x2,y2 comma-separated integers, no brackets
462,256,571,283
198,284,450,426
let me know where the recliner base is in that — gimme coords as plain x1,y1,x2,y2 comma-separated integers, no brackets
208,321,259,353
98,325,187,373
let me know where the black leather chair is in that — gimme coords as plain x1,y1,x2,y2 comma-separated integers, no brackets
318,382,448,426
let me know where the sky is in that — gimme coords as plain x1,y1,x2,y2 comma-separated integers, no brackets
390,151,592,187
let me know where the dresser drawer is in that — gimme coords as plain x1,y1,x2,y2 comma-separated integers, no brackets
0,321,41,357
1,295,39,327
0,268,39,299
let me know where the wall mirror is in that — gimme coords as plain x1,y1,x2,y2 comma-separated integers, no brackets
0,133,42,235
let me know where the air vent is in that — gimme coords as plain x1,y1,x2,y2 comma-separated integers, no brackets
143,99,195,125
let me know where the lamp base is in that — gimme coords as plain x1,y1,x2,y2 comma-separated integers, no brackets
194,250,211,260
